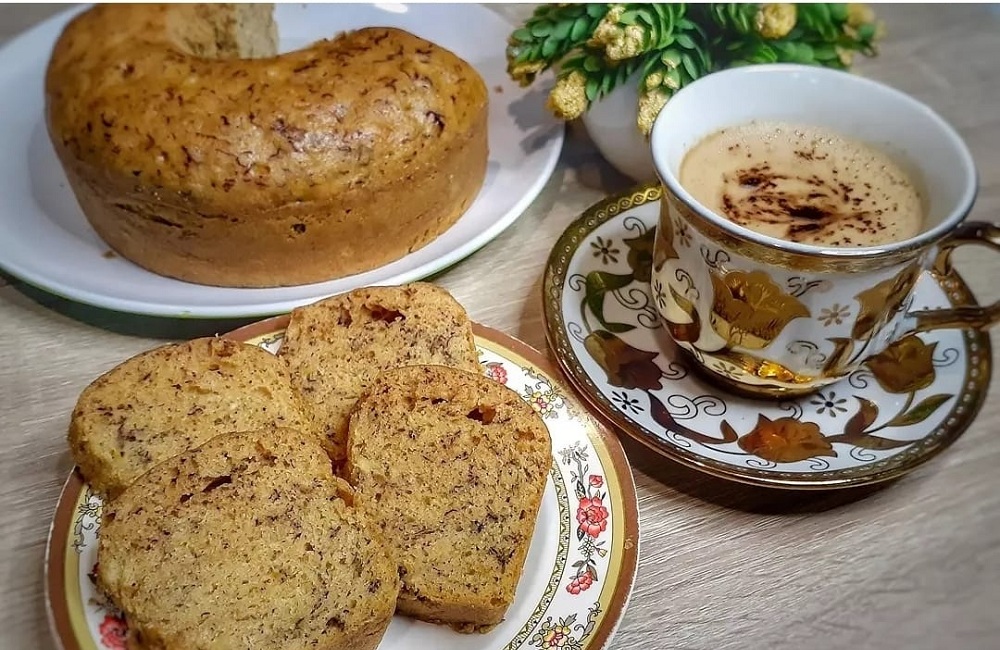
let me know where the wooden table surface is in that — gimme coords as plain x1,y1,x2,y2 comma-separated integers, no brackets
2,4,999,650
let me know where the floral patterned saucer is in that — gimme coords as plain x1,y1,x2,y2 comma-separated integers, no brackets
543,184,993,489
46,321,638,650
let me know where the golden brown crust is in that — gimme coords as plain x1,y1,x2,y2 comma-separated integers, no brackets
45,4,489,287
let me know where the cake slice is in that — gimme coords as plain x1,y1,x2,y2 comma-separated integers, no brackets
345,365,552,631
69,337,314,498
277,283,479,463
97,427,400,650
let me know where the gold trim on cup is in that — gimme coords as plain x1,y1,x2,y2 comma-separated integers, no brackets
646,63,998,396
659,191,935,274
650,64,980,275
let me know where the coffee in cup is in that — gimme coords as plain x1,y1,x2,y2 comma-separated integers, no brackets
648,64,998,398
679,120,924,247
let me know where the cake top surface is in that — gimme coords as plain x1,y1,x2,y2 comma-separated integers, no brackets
45,4,488,207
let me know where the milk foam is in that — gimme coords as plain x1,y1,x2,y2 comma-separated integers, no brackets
679,121,924,247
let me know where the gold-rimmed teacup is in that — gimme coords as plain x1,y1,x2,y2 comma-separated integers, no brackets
649,64,998,398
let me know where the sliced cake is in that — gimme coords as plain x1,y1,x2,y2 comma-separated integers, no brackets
278,283,479,463
69,337,314,498
96,427,400,650
345,364,552,631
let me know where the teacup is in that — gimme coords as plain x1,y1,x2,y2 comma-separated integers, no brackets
649,64,998,398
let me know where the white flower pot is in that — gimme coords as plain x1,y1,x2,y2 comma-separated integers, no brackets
580,77,659,182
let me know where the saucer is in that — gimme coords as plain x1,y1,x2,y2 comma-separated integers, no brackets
543,183,993,489
46,320,638,650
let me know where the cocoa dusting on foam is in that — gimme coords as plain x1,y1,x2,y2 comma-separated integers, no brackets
680,121,925,247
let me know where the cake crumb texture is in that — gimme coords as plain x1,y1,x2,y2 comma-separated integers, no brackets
278,283,479,462
69,336,315,498
346,364,552,630
97,427,400,650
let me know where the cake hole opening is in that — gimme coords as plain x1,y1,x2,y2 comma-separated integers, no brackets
466,405,496,424
365,304,405,324
202,475,232,493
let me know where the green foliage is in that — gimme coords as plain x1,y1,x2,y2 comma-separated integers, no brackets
508,3,885,134
506,4,610,86
701,3,760,36
559,49,646,104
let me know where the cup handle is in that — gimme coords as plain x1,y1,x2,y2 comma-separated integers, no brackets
910,221,1000,333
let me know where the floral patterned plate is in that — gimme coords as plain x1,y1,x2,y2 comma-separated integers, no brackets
46,321,638,650
543,184,993,489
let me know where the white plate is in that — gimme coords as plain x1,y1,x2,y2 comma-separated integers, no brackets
0,3,564,318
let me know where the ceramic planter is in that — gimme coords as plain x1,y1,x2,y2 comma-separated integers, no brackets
580,76,658,182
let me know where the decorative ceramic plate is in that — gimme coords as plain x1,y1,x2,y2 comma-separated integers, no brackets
543,184,993,489
0,4,563,318
46,322,638,650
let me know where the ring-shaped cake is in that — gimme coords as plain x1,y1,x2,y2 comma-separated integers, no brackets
45,4,489,287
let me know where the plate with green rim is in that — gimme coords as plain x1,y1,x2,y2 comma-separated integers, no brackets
45,319,638,650
542,183,992,490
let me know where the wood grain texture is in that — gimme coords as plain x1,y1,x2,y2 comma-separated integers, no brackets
1,4,998,650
